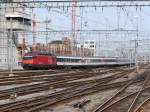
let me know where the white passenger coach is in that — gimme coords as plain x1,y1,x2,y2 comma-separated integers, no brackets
56,56,133,68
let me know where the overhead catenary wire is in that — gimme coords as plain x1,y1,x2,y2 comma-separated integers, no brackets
122,7,137,29
1,0,150,3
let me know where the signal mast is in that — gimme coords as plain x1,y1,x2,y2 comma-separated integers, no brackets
71,0,77,55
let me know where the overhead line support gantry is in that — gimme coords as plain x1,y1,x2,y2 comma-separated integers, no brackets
1,0,150,8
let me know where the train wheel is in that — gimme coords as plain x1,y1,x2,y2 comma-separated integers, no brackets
23,66,31,70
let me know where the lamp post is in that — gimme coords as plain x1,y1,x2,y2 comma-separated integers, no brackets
9,17,14,76
129,40,133,68
134,16,139,73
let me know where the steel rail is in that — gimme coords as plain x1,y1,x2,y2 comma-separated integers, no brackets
11,78,147,112
96,86,150,112
0,69,131,100
127,71,150,112
93,80,134,112
0,68,125,85
93,71,150,112
0,72,134,111
134,97,150,112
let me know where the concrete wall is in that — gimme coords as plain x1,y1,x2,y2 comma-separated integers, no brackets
0,0,31,69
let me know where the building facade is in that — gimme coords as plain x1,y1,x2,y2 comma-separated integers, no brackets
0,0,31,69
48,37,72,56
83,40,96,56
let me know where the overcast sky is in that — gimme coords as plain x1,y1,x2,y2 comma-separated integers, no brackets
25,1,150,56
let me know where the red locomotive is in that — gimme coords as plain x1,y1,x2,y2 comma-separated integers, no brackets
22,52,57,70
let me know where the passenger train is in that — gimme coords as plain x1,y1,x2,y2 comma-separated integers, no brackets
21,52,133,70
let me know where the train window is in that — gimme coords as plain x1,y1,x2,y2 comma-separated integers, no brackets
65,58,78,63
74,59,77,62
90,59,97,62
68,58,73,62
75,59,80,62
70,59,73,62
66,58,68,62
90,45,94,48
75,59,81,62
74,59,78,62
90,42,94,44
62,58,66,62
107,59,116,62
57,58,61,62
57,57,81,63
59,58,64,62
64,58,67,62
71,59,74,62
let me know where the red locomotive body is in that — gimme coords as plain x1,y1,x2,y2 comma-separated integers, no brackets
22,52,57,70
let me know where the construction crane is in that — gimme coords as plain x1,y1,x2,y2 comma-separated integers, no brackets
32,14,51,52
36,17,51,45
32,13,36,52
72,0,76,33
37,17,51,51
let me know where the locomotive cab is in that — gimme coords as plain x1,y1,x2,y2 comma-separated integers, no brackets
22,52,57,70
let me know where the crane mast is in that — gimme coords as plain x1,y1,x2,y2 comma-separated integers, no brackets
32,14,36,52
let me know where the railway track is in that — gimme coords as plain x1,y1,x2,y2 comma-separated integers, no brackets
0,79,134,112
0,69,133,100
0,65,148,112
0,68,110,75
0,67,142,112
0,67,128,85
93,70,150,112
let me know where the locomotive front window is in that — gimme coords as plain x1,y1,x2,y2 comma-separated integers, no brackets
23,56,33,60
